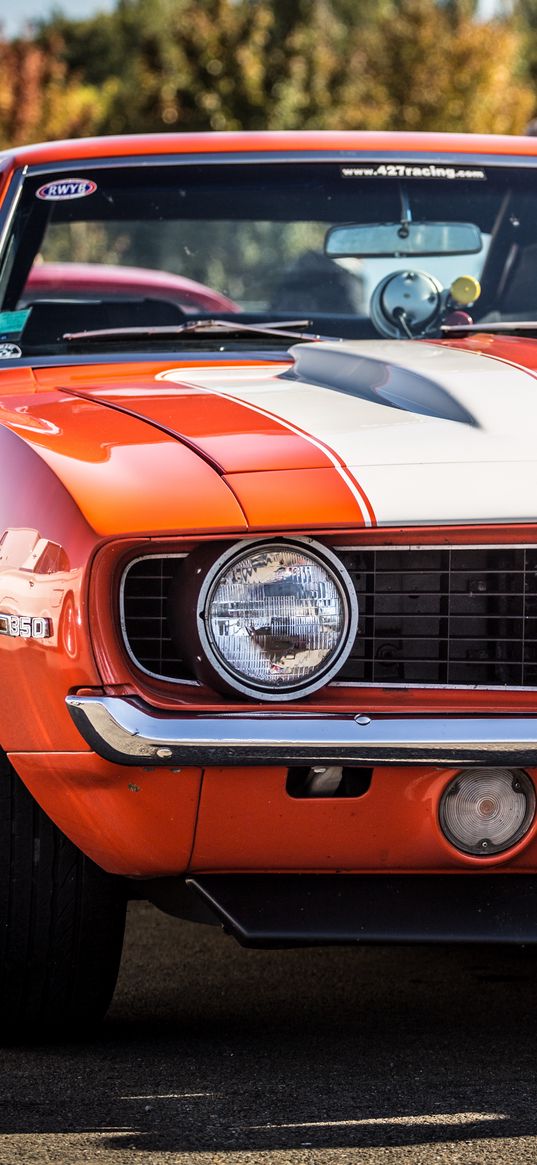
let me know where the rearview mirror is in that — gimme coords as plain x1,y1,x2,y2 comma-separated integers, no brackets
325,221,482,258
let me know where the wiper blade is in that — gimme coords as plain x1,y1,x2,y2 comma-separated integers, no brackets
62,318,324,343
442,320,537,334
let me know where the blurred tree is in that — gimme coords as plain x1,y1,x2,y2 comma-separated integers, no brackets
40,0,258,132
0,33,109,146
2,0,532,143
439,0,478,19
338,0,533,132
514,0,537,113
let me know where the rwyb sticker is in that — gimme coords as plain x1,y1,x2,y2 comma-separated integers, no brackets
36,178,97,201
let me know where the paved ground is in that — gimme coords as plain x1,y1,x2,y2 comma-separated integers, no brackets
2,900,537,1163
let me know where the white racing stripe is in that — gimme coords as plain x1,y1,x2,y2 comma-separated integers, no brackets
158,340,537,525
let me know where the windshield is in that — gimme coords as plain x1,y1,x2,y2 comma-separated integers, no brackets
0,158,535,353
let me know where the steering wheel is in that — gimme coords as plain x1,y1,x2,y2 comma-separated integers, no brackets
370,269,444,338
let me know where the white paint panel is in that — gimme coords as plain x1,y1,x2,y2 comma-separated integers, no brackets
356,460,537,524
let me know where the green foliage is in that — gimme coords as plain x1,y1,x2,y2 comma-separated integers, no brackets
514,0,537,112
0,0,531,147
0,35,111,146
337,0,534,133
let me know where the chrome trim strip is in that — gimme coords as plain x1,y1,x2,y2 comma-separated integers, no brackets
0,166,26,291
24,152,537,178
27,154,334,176
333,543,537,551
66,694,537,768
332,681,537,692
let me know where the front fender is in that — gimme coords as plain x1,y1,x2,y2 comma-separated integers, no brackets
0,424,100,751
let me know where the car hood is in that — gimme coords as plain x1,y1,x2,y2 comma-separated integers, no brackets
10,334,537,533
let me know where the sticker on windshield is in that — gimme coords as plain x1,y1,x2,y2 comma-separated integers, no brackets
0,344,22,359
36,178,98,201
0,310,31,339
340,164,486,180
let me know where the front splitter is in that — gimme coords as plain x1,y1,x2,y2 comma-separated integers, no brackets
186,874,537,947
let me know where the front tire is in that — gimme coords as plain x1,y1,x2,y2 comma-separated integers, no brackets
0,752,126,1040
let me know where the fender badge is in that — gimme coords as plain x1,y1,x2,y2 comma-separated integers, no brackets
0,614,52,639
0,344,22,359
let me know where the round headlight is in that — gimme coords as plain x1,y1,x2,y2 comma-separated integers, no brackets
440,768,536,856
196,539,358,700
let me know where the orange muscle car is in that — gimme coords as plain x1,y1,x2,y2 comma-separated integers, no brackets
2,130,537,1036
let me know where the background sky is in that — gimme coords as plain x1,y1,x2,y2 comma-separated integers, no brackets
0,0,502,36
0,0,115,35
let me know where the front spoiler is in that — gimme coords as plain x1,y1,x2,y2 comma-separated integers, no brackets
187,874,537,946
67,694,537,768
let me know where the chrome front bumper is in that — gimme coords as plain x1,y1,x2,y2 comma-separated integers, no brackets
66,694,537,768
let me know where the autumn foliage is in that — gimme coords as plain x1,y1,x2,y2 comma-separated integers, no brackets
0,0,535,148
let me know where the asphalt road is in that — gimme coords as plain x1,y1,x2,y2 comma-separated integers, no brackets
2,901,537,1163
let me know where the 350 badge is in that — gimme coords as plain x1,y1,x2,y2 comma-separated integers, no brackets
0,614,52,639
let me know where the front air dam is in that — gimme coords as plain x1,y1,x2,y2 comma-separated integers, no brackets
186,873,537,947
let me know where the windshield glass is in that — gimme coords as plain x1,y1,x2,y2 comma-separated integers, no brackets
1,159,535,351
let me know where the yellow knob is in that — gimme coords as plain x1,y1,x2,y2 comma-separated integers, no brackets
450,275,481,306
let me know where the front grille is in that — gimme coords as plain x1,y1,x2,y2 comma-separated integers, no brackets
121,555,191,681
121,546,537,690
337,546,537,688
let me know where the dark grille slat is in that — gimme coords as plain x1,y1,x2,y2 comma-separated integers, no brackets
337,546,537,688
121,546,537,690
122,556,191,682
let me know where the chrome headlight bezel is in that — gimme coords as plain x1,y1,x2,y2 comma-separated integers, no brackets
195,537,359,701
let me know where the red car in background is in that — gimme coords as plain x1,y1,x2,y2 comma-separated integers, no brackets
23,261,239,312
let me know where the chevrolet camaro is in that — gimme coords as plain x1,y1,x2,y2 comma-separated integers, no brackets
1,130,537,1036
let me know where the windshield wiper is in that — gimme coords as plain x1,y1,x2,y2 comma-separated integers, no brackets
62,319,326,343
442,320,537,334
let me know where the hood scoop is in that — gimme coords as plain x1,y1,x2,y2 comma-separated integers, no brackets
287,341,477,426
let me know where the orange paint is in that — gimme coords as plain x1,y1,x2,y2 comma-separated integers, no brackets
9,752,537,877
224,467,367,529
4,130,537,172
76,381,328,472
11,751,202,877
191,765,537,873
0,390,247,536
